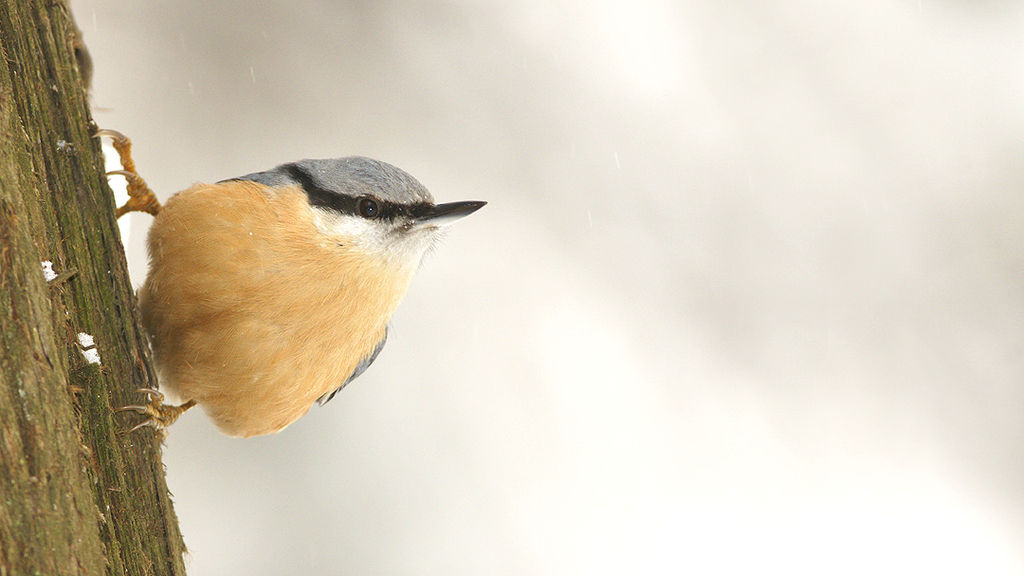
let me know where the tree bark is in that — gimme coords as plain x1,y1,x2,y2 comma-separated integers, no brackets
0,1,188,574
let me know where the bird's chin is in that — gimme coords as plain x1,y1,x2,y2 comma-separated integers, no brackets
373,227,438,270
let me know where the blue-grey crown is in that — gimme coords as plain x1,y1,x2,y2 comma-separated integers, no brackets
230,157,435,207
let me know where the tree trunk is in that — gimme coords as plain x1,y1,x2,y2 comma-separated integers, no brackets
0,1,188,574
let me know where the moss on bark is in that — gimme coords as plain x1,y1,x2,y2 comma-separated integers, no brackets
0,1,187,574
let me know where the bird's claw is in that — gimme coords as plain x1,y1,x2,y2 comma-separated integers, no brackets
117,388,196,434
95,129,161,218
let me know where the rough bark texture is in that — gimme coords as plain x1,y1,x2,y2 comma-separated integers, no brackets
0,1,188,574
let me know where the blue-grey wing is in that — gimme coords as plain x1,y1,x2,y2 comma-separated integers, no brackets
317,327,388,406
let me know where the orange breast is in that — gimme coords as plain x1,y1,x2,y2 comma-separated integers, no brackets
139,181,413,437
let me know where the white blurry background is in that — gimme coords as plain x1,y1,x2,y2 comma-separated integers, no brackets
74,1,1024,574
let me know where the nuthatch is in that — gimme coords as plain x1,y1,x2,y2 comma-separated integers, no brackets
99,130,484,437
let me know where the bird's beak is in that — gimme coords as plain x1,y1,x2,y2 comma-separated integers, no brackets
413,200,487,227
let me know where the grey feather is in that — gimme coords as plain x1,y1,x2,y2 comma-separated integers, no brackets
231,157,434,205
316,326,389,406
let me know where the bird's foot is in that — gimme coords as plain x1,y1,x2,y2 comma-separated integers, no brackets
117,388,196,434
95,129,161,218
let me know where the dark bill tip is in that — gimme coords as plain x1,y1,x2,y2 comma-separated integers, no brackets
414,200,487,226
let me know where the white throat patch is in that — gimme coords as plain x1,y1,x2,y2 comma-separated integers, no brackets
309,206,439,270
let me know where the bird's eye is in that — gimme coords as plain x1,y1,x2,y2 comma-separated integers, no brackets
357,197,380,218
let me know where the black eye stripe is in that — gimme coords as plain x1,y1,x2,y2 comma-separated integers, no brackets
369,199,433,220
282,164,432,220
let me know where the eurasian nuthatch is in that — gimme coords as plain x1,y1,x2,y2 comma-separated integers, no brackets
99,131,484,437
